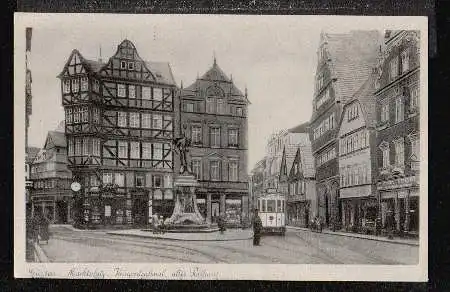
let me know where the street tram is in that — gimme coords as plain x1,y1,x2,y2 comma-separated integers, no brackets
257,189,286,235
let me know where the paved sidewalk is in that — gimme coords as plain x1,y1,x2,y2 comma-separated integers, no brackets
287,226,419,246
107,229,253,241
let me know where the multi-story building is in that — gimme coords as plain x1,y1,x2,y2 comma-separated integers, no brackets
26,146,40,216
58,39,177,227
264,130,307,191
250,158,266,213
375,30,420,236
309,31,382,229
178,58,249,226
280,123,316,227
30,129,72,223
338,71,379,232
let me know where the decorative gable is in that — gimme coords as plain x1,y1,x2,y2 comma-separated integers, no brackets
58,50,89,78
99,39,156,82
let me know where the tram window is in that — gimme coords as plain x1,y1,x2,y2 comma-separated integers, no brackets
277,200,282,212
267,200,275,212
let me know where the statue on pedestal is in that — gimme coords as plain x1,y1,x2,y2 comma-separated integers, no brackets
173,124,192,174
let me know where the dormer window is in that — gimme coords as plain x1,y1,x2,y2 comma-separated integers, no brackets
120,61,127,69
128,62,134,70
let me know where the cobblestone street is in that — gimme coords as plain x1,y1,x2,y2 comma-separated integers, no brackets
39,225,419,264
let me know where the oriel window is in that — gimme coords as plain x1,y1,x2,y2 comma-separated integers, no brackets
83,138,89,155
66,108,72,124
129,85,136,99
63,80,70,93
81,77,88,91
117,84,126,97
153,88,163,101
118,141,128,158
142,113,151,129
129,112,140,128
130,142,140,159
142,142,151,159
152,143,162,160
152,114,162,129
142,87,151,100
118,112,127,127
72,78,79,93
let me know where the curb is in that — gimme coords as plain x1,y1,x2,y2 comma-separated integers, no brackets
287,226,419,247
33,242,50,262
107,232,252,242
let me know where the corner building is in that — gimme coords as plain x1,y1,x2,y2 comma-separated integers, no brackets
375,31,420,236
178,59,249,226
309,31,382,229
59,40,177,227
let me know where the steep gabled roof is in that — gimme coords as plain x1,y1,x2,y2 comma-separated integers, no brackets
44,131,66,149
288,122,309,133
26,146,40,163
324,31,382,103
58,41,176,86
181,60,249,104
342,71,378,128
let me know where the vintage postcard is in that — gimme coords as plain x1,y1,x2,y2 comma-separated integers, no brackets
14,13,428,281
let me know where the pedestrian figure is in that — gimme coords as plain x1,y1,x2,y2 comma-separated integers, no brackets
37,212,50,244
152,214,160,234
218,215,226,234
252,209,263,246
386,211,394,239
159,215,166,234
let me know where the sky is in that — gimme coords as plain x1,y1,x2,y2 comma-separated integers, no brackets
18,14,422,172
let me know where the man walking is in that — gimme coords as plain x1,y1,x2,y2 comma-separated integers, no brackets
252,209,263,246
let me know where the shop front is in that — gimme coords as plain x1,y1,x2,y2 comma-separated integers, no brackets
378,175,419,235
340,185,377,233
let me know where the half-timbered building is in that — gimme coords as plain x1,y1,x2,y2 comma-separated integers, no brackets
178,58,249,226
309,31,382,230
30,129,72,223
58,39,177,227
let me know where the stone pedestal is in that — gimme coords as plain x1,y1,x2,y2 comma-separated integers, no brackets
164,174,207,227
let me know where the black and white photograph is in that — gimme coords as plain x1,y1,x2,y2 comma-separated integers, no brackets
14,14,427,281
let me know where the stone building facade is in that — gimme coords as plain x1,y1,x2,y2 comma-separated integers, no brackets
375,30,420,235
178,58,249,226
309,31,382,229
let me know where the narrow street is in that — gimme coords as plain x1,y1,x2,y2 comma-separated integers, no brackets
40,225,418,265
